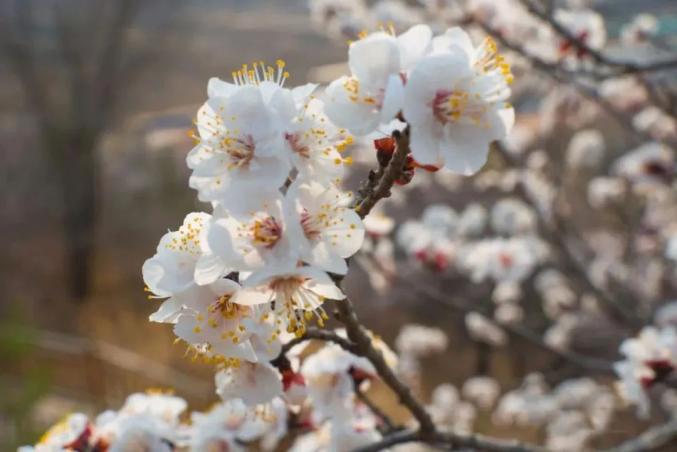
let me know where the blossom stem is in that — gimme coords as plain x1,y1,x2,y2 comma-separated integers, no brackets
355,127,412,219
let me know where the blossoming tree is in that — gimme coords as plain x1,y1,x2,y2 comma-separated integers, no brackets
22,0,677,451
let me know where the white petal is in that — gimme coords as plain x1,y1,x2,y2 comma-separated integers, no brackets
349,32,400,89
397,24,433,69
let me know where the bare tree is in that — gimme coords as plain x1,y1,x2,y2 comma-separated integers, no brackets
0,0,175,302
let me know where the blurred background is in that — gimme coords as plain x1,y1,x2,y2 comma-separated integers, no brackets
1,0,676,449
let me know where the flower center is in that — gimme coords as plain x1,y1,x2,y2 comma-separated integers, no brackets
251,216,282,249
343,77,383,107
221,134,255,170
475,37,514,84
208,294,241,319
267,276,329,337
285,132,311,158
232,59,289,87
300,210,322,240
433,89,487,126
165,215,204,254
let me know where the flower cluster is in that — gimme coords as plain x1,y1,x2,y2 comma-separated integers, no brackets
143,60,366,379
324,24,514,174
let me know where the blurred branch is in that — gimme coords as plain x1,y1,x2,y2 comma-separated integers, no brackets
15,329,210,398
354,428,546,452
518,0,677,76
397,271,616,374
355,385,399,433
603,419,677,452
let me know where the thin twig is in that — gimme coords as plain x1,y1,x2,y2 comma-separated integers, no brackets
355,386,399,433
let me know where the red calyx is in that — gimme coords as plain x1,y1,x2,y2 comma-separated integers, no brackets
350,366,374,386
282,369,306,391
641,359,675,388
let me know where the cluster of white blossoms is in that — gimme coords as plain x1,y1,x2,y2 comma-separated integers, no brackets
139,22,514,414
614,326,677,418
324,24,514,175
143,60,366,372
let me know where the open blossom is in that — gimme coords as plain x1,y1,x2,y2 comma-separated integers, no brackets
143,212,210,302
324,24,433,135
403,28,514,174
215,361,283,405
301,342,376,421
197,190,294,285
19,413,92,452
554,8,606,60
171,279,282,364
612,142,674,189
458,237,544,284
233,264,344,336
285,180,365,275
187,68,294,205
189,398,288,452
281,95,354,185
614,326,677,417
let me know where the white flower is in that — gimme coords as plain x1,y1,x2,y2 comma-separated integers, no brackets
108,414,176,452
587,177,626,209
363,206,395,237
490,198,536,236
465,312,507,346
284,180,365,275
324,24,433,135
143,212,210,322
233,264,344,336
118,391,187,426
614,326,677,417
198,190,295,285
187,65,294,206
566,129,606,170
621,14,659,45
171,279,275,363
395,324,448,357
554,8,606,58
277,89,355,184
302,342,376,421
459,237,542,284
462,376,501,409
216,361,283,405
403,28,514,174
613,142,674,189
22,413,91,451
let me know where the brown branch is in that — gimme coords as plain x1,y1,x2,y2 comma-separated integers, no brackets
354,386,399,433
354,428,547,452
397,272,615,374
602,419,677,452
334,296,437,435
519,0,677,76
355,127,411,219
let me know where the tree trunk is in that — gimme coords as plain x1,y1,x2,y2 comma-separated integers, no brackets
53,128,99,303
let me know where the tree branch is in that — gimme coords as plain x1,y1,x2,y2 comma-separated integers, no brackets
603,419,677,452
334,296,438,436
355,127,411,219
355,428,547,452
